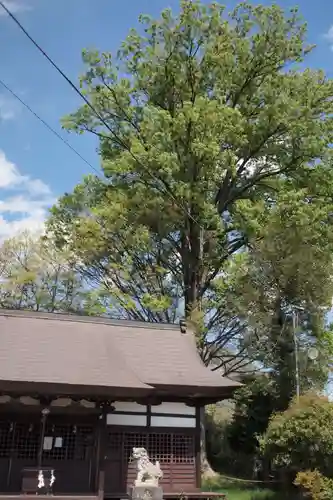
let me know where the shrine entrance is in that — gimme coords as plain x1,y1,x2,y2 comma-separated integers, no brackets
0,413,98,494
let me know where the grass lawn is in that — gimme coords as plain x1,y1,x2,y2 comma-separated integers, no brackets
220,486,282,500
204,478,298,500
220,487,274,500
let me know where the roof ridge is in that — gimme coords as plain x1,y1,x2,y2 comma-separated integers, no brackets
0,308,181,331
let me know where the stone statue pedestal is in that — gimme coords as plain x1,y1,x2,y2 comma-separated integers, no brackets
128,485,163,500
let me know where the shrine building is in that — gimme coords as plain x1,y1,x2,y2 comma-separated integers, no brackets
0,310,240,499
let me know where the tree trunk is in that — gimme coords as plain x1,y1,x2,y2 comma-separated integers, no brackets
200,407,218,479
181,222,217,478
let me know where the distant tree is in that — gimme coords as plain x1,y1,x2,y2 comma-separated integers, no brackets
0,232,107,314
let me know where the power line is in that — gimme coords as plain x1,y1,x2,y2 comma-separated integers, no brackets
0,78,101,176
0,0,204,230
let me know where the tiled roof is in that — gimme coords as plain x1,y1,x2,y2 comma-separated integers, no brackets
0,310,240,398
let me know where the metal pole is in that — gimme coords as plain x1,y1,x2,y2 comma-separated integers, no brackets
293,311,300,402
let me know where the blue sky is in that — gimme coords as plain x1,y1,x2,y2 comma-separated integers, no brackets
0,0,332,238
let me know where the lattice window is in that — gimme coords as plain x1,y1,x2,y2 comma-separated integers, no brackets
0,421,13,458
42,424,94,461
107,432,122,452
172,434,195,463
118,432,147,464
15,422,39,459
123,432,148,462
148,433,172,463
0,420,94,462
108,431,195,465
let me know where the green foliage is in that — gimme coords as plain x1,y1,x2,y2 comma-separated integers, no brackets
231,183,333,401
295,470,333,500
0,232,106,315
260,394,333,480
205,404,256,478
240,184,333,311
227,376,277,456
205,377,280,477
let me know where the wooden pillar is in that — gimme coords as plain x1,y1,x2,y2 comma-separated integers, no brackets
6,421,16,488
195,405,201,489
147,404,152,428
37,407,50,470
96,401,112,499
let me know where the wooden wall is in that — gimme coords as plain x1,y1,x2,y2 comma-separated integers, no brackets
104,401,200,495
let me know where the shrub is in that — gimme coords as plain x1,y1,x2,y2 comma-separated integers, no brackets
295,470,333,500
260,393,333,482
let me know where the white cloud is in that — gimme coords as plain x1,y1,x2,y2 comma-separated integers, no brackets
0,196,50,214
0,153,20,188
26,178,51,196
0,151,51,195
0,0,31,16
0,95,19,121
0,151,54,239
324,25,333,51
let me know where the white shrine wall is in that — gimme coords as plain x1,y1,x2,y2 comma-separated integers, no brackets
106,401,197,428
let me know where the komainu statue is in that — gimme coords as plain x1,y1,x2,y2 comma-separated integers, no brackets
132,447,163,487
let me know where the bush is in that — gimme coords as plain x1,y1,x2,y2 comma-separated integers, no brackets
260,393,333,482
295,470,333,500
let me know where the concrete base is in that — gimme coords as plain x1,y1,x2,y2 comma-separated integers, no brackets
128,486,163,500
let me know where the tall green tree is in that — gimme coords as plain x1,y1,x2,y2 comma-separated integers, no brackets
48,1,333,372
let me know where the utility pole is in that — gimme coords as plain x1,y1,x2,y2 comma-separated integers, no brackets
292,310,300,402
